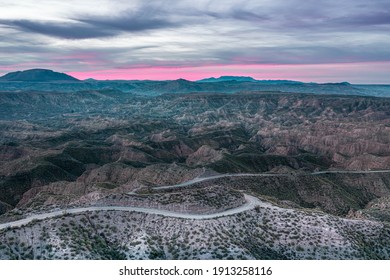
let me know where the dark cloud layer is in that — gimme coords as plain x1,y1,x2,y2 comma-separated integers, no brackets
0,19,114,39
0,14,177,40
0,1,178,39
78,17,177,34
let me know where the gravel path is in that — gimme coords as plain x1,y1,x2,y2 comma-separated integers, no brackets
0,194,274,230
154,170,390,190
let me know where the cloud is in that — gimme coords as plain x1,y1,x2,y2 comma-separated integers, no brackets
77,15,177,33
210,44,390,65
334,11,390,26
0,16,177,39
0,19,115,39
0,0,389,83
73,1,180,33
230,10,270,21
0,1,179,39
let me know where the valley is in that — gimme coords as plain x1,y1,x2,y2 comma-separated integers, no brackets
0,82,390,259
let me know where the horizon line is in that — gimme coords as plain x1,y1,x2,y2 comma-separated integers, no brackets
1,65,390,84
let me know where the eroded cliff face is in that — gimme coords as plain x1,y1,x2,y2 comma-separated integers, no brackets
186,145,225,166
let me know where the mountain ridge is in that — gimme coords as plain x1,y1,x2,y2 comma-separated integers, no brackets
197,75,304,84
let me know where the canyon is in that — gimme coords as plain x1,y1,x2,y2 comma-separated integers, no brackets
0,74,389,259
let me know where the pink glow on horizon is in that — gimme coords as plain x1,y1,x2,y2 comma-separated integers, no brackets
67,62,390,84
1,62,389,84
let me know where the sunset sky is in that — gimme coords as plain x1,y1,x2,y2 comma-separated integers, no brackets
0,0,389,83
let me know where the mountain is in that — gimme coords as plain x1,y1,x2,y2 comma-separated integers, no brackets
198,76,257,82
198,76,304,85
0,69,79,82
322,82,351,86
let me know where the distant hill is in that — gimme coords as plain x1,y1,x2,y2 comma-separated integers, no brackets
322,82,351,86
198,76,303,84
0,69,79,82
198,76,257,82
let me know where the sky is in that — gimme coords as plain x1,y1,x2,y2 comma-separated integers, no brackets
0,0,389,83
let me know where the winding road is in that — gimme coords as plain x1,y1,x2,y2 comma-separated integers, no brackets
154,169,390,190
0,194,271,230
153,173,282,190
1,169,389,230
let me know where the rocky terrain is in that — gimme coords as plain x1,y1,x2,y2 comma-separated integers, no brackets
0,81,390,259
